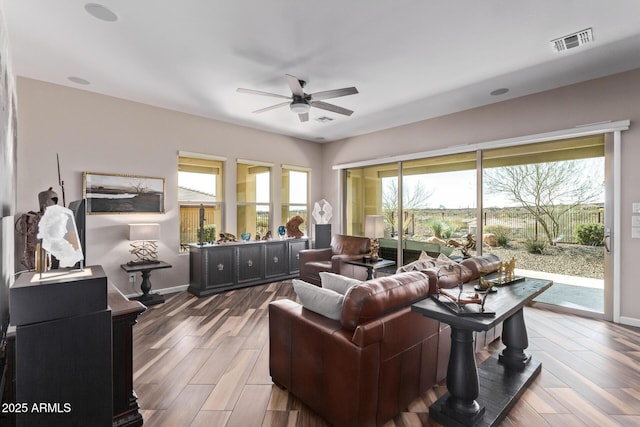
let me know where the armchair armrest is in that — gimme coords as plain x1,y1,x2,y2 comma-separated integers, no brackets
268,299,380,426
299,247,333,264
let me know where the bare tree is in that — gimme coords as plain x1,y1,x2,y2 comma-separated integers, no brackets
130,180,149,194
484,160,603,245
382,178,432,235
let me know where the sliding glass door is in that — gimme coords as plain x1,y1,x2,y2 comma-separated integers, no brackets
481,136,608,317
343,133,613,319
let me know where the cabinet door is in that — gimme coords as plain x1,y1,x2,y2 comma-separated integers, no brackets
288,240,308,274
204,246,236,289
237,244,264,283
265,242,287,278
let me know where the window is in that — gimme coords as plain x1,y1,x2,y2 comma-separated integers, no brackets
237,160,271,239
178,153,224,251
281,167,309,235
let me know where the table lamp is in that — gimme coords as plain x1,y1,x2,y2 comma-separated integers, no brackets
128,223,160,265
364,215,385,261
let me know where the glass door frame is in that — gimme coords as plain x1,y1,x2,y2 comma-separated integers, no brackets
337,120,629,323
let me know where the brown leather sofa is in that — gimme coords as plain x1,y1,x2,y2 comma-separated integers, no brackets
269,254,504,426
298,234,371,285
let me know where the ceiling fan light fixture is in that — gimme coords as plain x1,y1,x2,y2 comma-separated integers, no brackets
290,102,310,114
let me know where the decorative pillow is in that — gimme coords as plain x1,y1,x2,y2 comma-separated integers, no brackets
319,272,361,295
419,251,436,262
292,279,344,320
435,253,456,266
396,259,437,273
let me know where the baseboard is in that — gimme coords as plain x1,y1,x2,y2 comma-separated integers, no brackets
619,316,640,328
125,284,189,299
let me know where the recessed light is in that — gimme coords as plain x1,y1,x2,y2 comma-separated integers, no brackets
490,88,509,96
68,76,90,85
84,3,118,22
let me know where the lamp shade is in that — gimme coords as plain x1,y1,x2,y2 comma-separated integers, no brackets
128,223,160,241
364,215,385,239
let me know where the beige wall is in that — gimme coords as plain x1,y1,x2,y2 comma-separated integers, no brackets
322,68,640,325
16,78,323,295
16,69,640,325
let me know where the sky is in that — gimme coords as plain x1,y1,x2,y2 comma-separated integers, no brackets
391,158,605,209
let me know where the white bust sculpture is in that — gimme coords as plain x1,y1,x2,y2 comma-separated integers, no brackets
37,205,84,268
312,199,333,224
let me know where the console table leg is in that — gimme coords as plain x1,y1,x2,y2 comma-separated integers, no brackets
442,327,484,422
499,307,531,370
139,271,151,299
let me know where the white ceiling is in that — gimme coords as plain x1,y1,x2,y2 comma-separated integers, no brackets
4,1,640,143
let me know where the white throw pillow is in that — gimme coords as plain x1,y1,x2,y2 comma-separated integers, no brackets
319,272,361,295
292,279,344,321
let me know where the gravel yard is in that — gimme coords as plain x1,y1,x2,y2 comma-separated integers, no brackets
481,242,605,279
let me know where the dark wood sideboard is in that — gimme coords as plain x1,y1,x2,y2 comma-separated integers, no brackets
2,280,145,427
188,238,309,296
108,283,146,427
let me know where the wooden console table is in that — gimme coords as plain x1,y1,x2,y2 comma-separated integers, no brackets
412,277,552,426
121,261,172,306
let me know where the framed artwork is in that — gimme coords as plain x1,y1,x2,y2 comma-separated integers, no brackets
83,172,165,214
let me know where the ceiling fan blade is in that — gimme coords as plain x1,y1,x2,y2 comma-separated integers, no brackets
237,88,291,100
252,101,290,114
286,74,305,97
311,100,354,116
298,113,309,122
310,87,358,101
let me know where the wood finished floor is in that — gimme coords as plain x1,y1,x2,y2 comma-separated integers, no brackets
133,281,640,427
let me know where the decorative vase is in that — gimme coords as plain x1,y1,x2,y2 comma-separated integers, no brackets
278,226,286,240
240,232,251,242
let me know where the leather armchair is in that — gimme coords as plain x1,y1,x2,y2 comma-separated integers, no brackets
299,234,371,285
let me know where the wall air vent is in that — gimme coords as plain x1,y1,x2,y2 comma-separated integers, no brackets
551,28,594,53
315,116,334,123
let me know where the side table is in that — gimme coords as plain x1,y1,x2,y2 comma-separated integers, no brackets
343,258,395,280
121,261,172,306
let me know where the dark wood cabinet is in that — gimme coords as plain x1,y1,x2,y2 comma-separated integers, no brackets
237,244,263,283
108,284,146,427
288,239,307,274
3,274,145,427
265,241,287,278
188,239,309,297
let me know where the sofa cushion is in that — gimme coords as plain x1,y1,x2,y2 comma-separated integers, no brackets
319,272,361,295
293,279,344,320
341,271,430,331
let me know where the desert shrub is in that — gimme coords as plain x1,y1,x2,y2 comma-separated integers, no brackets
202,224,217,242
574,223,604,246
484,224,511,246
524,238,546,254
426,218,450,238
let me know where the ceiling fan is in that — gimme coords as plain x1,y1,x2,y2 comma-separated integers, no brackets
237,74,358,122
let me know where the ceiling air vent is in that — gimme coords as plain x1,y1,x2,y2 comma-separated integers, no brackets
551,28,594,53
315,116,334,123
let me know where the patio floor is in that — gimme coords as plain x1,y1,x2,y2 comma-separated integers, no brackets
517,268,604,313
